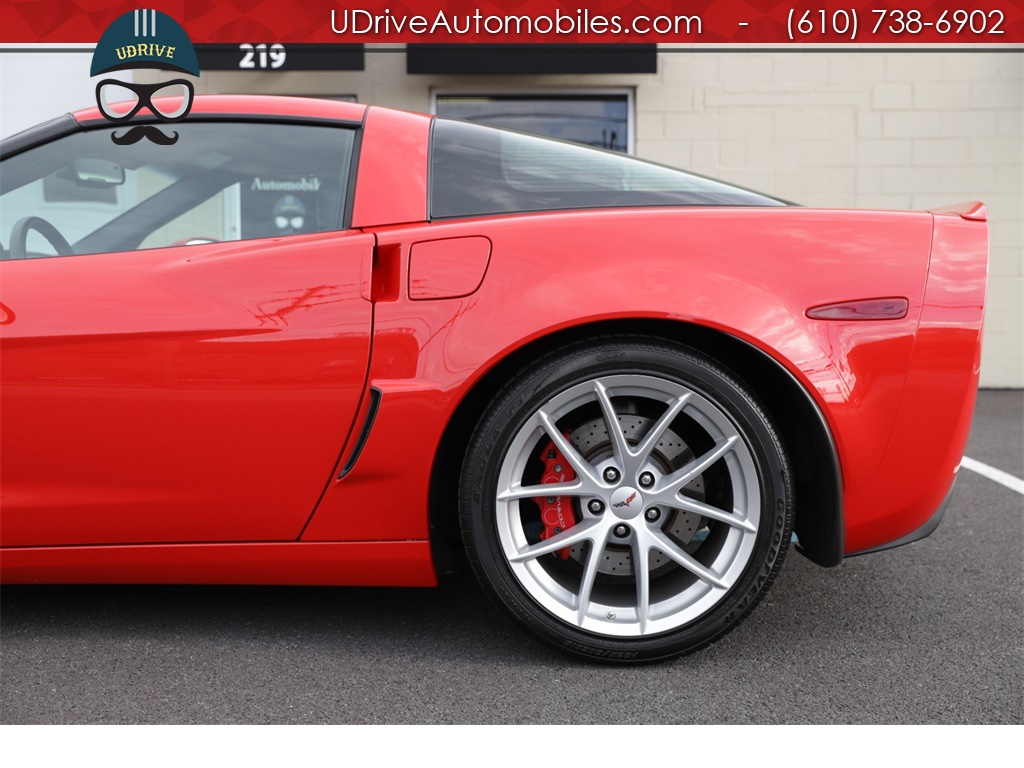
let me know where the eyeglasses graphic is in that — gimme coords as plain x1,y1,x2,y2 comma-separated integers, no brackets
275,216,305,230
96,79,195,123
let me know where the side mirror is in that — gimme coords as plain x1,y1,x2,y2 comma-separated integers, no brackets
58,158,126,188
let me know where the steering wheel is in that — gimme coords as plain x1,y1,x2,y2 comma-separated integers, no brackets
9,217,75,259
171,236,222,247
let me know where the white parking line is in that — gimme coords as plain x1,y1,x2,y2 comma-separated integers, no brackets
961,456,1024,495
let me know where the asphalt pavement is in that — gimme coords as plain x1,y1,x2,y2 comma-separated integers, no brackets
1,390,1021,724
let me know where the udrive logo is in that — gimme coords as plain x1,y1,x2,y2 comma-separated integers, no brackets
90,9,201,145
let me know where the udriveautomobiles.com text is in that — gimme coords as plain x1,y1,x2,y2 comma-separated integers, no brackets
330,8,703,36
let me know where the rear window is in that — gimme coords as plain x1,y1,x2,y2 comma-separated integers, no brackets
429,119,786,220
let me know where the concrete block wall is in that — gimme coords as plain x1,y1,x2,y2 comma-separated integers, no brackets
642,52,1023,388
204,48,1023,387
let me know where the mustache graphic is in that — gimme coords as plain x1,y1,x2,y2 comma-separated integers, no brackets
111,125,179,145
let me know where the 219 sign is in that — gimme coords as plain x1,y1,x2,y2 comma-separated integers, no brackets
239,44,286,69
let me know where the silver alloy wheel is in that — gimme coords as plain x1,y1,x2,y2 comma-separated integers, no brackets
494,374,761,638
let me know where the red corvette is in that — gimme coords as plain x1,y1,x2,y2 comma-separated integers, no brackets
0,96,987,662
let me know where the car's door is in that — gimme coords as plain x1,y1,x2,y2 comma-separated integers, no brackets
0,119,374,546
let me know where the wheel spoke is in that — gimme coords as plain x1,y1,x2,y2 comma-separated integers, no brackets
671,495,757,533
632,392,692,467
593,380,631,469
633,532,652,633
497,480,586,502
650,529,729,589
508,518,602,563
537,409,601,486
658,435,738,496
576,527,612,625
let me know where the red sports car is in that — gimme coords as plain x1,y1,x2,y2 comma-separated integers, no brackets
0,96,987,662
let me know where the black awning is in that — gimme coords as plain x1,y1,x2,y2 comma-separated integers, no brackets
196,44,364,72
406,44,657,75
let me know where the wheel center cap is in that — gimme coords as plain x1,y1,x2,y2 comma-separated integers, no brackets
609,486,643,519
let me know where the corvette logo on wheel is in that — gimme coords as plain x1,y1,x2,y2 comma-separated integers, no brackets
612,492,637,509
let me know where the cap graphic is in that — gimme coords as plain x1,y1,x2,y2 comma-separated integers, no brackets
91,9,199,77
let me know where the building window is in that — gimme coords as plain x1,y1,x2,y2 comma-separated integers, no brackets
433,92,632,153
295,95,358,102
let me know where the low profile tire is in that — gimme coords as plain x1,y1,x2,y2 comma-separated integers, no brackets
459,338,793,663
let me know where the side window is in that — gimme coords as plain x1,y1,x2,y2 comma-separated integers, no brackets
0,121,357,260
430,119,786,220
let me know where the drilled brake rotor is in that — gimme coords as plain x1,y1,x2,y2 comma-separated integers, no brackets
567,414,705,577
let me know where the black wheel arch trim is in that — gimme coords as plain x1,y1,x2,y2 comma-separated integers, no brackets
729,336,845,568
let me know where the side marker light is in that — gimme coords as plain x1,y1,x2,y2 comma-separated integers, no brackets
806,297,909,321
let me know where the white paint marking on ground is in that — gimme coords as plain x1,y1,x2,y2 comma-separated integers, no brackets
961,456,1024,496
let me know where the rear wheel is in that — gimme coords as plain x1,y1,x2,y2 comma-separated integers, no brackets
459,338,793,663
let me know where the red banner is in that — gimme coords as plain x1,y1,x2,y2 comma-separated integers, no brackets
1,1,1023,44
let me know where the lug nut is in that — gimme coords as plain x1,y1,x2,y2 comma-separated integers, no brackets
613,524,629,538
603,467,620,483
639,471,655,488
588,500,604,514
645,507,661,522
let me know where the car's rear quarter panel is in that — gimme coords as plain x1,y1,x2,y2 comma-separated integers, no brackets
305,207,947,557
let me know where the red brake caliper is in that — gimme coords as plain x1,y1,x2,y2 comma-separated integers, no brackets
534,437,577,559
